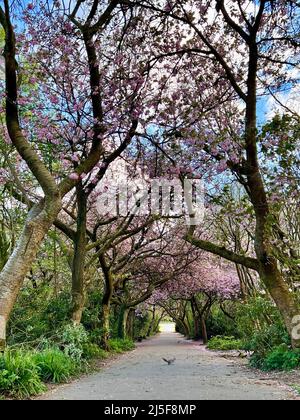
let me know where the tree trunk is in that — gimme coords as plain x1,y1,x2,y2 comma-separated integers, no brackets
118,305,130,339
245,43,300,348
99,254,114,350
260,262,300,348
177,319,190,338
126,308,135,340
153,313,165,336
191,298,200,339
201,317,208,345
101,303,111,349
0,198,61,350
147,305,156,337
71,183,87,324
194,316,200,340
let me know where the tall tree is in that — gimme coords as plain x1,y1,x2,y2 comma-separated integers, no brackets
134,0,300,346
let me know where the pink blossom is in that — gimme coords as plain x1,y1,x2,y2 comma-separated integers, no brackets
69,173,79,181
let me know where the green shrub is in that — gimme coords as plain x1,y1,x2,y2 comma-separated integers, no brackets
0,351,46,398
81,291,103,332
82,343,109,360
236,297,290,356
32,349,77,383
206,304,239,338
7,287,70,346
244,323,290,356
207,336,244,351
61,324,89,361
251,344,300,371
88,328,104,347
108,338,135,353
133,310,152,338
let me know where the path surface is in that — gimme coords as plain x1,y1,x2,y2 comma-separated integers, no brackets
41,333,293,400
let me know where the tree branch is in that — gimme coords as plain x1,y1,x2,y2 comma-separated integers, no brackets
2,1,58,198
216,0,250,42
185,232,259,272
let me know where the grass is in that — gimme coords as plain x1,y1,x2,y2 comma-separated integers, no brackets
0,348,79,398
0,338,135,399
32,349,78,383
0,350,46,398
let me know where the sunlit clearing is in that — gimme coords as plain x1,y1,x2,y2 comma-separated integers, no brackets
159,322,176,333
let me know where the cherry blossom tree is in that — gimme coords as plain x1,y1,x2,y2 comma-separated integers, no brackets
129,0,300,346
0,0,151,349
152,256,240,342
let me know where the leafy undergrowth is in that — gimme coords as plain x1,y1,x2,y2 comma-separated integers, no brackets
0,327,135,399
250,344,300,372
292,385,300,396
0,350,47,399
32,349,78,383
207,336,244,351
108,338,136,353
207,335,300,373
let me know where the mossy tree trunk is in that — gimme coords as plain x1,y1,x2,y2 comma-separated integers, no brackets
99,254,114,350
118,305,130,339
71,182,87,325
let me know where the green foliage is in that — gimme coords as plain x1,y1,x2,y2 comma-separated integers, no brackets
207,336,244,351
32,349,77,383
82,343,109,360
0,351,46,398
292,385,300,395
236,296,290,356
81,290,103,333
251,344,300,372
60,324,89,361
8,287,70,346
133,310,152,338
232,296,293,371
108,338,135,353
206,297,293,372
206,304,239,338
88,328,104,346
244,323,290,355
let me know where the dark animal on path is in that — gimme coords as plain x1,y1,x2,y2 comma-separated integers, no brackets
162,358,176,365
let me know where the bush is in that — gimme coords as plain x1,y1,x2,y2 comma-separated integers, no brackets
61,324,89,361
251,344,300,371
7,287,70,346
82,343,109,360
206,304,239,338
207,336,244,351
133,310,152,338
0,351,46,398
88,328,104,347
32,349,77,383
108,338,135,353
244,323,290,355
236,296,290,357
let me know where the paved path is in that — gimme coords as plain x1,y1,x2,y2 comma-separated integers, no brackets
41,333,293,400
